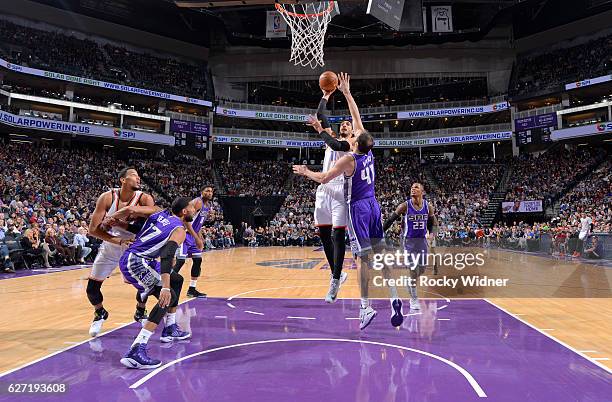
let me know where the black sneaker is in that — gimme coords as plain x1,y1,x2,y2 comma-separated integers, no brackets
134,308,148,322
186,287,207,299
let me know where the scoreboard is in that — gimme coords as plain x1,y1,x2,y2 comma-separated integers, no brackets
171,119,210,151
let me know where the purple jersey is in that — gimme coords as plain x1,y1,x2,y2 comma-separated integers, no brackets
344,151,375,203
404,198,429,239
191,199,211,234
127,210,183,258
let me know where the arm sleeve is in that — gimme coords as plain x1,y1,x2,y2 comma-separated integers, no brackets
320,131,351,152
316,97,331,129
159,240,179,274
383,212,400,233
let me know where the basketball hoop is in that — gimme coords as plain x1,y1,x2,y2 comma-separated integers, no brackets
275,1,335,69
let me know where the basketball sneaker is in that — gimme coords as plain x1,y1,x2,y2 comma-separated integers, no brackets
120,344,161,369
160,324,191,343
89,308,108,337
134,308,148,323
325,278,340,303
390,299,404,327
186,287,207,298
409,298,421,310
329,271,348,285
359,305,377,330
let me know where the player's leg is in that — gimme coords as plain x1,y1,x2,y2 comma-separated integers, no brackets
87,242,118,337
121,260,190,369
186,252,206,298
331,189,348,284
315,187,335,275
348,201,377,328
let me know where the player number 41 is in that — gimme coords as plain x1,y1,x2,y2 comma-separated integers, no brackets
360,165,375,184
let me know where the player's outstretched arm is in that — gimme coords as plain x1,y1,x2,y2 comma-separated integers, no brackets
383,202,407,232
293,154,354,184
337,72,365,133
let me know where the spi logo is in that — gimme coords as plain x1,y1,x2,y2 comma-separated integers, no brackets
492,102,507,111
576,79,590,88
596,123,612,132
222,108,237,116
113,129,137,139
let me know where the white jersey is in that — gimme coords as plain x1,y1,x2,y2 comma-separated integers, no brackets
105,188,143,240
579,217,592,234
321,145,346,186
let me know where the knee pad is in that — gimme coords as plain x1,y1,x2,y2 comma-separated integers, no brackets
191,257,202,278
86,279,103,306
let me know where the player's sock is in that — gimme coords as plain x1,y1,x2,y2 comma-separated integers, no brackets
165,312,176,327
408,285,418,300
360,298,370,308
332,228,346,280
131,328,153,347
190,280,197,288
94,307,108,320
318,226,334,273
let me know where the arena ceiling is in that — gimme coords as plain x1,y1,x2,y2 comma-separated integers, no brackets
25,0,612,47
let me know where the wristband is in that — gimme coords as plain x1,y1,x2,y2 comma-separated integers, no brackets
161,288,171,293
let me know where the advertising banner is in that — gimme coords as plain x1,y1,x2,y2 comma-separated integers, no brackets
502,200,543,213
550,121,612,141
0,110,175,145
565,74,612,90
0,57,212,107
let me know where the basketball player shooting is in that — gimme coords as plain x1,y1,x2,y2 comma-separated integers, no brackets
311,72,354,303
173,185,214,298
296,73,402,330
383,183,438,311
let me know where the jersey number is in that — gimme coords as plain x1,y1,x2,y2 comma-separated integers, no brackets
413,221,425,230
360,165,375,184
140,224,162,242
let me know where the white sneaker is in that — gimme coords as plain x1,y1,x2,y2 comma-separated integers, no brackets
89,317,106,337
325,278,340,303
329,272,348,284
359,305,377,330
409,298,421,311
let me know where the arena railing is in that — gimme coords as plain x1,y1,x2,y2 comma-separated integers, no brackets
213,123,512,141
513,104,563,119
216,95,508,117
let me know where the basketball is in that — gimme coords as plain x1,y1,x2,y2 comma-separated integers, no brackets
319,71,338,92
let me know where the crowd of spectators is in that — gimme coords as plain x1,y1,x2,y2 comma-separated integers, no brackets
0,19,210,99
0,142,233,272
510,32,612,97
217,160,291,196
2,141,610,272
505,147,605,206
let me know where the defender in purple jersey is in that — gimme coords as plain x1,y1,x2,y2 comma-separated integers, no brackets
383,183,438,312
117,197,196,370
174,185,214,299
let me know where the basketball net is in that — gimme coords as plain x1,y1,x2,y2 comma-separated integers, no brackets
275,1,335,69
